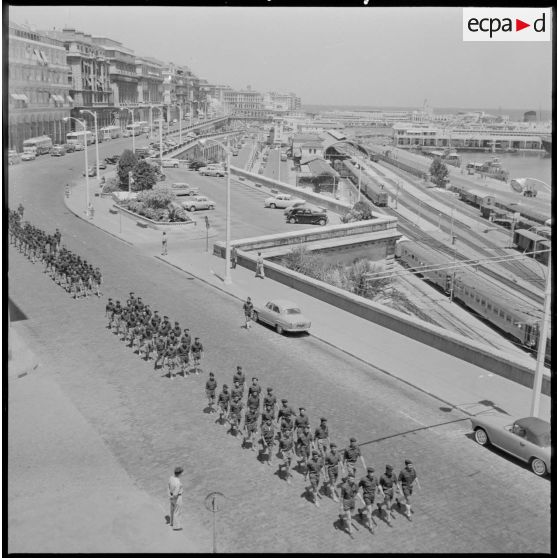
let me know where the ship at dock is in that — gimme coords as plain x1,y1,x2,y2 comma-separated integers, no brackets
540,135,551,155
465,157,509,182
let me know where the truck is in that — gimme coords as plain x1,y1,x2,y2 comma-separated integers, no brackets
22,135,53,156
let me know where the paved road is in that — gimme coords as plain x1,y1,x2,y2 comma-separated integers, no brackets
8,152,551,552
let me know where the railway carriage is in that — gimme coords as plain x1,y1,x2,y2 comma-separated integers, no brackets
395,240,549,358
342,160,388,206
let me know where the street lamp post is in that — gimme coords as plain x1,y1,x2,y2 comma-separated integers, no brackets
178,105,183,145
64,116,89,215
121,107,136,154
200,137,232,284
80,109,100,182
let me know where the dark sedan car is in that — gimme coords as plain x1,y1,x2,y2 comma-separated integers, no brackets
286,207,328,226
104,155,120,165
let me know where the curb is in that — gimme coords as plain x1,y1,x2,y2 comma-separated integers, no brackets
64,193,134,246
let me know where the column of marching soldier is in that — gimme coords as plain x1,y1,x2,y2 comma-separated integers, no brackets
8,209,103,299
205,368,419,539
9,209,419,540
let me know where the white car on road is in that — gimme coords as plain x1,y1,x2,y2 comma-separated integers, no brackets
21,152,36,161
161,158,180,168
199,167,225,177
264,193,305,209
252,299,311,334
181,196,216,212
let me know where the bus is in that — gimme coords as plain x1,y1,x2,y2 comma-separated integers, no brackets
67,130,94,146
126,121,149,136
100,125,121,141
22,135,53,155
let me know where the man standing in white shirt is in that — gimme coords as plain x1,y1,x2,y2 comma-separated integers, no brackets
168,466,184,530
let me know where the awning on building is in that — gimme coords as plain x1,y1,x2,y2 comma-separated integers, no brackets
52,94,65,103
11,93,28,102
67,95,74,103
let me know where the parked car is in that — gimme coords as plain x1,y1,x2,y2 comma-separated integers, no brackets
258,168,264,175
83,166,97,177
264,194,305,209
165,139,177,147
470,415,550,476
105,155,120,165
63,143,76,153
232,149,239,156
283,201,309,216
252,299,311,334
286,207,328,226
161,158,180,168
189,161,207,170
97,161,107,169
73,143,84,151
171,183,199,197
21,152,36,161
199,167,225,177
50,144,66,157
181,196,216,212
8,149,20,164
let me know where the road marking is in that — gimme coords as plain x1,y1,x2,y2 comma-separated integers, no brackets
398,410,427,426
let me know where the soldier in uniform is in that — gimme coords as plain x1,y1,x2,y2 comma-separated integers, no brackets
358,466,379,533
339,473,364,539
305,450,324,507
260,418,275,466
377,464,398,525
342,437,366,477
205,372,218,412
243,406,260,451
397,459,418,521
324,442,342,502
217,384,231,424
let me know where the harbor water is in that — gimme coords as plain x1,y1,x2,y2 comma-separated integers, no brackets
458,152,552,187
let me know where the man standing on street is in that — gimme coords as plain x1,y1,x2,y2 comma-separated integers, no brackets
161,231,168,256
168,466,184,530
243,297,254,329
230,245,238,269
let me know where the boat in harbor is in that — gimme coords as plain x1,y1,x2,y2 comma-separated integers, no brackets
540,136,551,155
465,157,509,181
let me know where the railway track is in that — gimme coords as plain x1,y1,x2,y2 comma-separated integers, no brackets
359,160,546,306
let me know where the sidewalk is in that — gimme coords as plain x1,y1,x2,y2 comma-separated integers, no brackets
8,351,207,553
66,178,550,422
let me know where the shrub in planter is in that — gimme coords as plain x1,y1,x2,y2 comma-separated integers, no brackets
158,208,171,222
174,208,189,222
142,207,157,220
137,187,176,209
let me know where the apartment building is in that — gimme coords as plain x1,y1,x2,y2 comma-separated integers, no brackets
8,21,72,149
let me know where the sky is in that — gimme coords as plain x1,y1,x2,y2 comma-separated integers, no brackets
8,5,554,110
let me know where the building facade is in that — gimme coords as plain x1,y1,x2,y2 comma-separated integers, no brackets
136,56,164,105
42,27,115,129
8,21,72,150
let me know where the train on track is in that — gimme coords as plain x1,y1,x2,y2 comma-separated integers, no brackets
395,239,551,362
337,159,389,206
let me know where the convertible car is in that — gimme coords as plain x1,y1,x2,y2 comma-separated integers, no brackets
470,415,550,476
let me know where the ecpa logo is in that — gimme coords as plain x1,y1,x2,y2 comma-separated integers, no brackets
463,8,551,41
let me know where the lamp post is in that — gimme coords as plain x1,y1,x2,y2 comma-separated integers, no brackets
64,116,89,215
80,109,100,182
120,107,136,154
152,106,164,167
200,138,232,284
178,105,183,145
